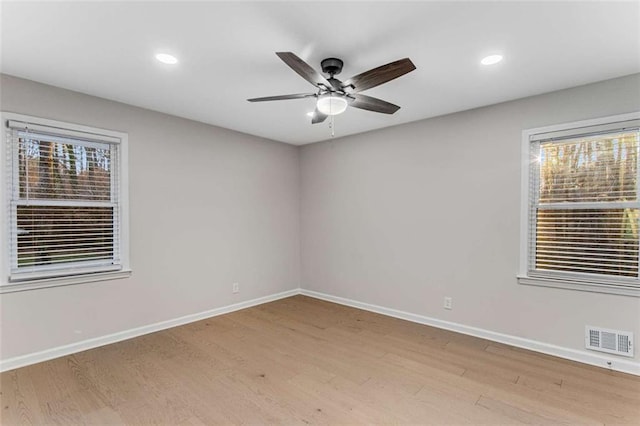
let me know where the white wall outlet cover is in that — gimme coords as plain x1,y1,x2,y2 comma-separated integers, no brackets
444,297,453,310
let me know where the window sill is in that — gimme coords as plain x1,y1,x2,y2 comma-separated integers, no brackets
517,275,640,297
0,269,132,294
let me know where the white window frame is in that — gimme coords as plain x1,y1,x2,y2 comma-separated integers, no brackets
0,112,130,293
518,111,640,297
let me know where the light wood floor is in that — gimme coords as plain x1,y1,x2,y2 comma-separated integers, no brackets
1,295,639,425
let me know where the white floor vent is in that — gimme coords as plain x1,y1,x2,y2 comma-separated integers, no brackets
585,326,633,357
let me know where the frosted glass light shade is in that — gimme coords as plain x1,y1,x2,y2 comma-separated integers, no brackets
316,94,348,115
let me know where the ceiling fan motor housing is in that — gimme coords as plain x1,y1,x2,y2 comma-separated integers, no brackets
321,58,344,76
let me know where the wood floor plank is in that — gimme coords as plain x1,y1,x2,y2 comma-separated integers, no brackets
0,370,46,425
1,295,639,424
475,395,568,425
485,342,640,407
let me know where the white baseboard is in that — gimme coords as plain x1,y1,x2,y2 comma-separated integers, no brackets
299,289,640,376
3,287,638,376
0,289,299,373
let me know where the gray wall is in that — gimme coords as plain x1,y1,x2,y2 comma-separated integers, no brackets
0,74,301,360
2,72,639,365
300,74,640,360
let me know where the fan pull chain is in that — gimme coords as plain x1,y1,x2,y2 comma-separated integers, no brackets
330,115,335,138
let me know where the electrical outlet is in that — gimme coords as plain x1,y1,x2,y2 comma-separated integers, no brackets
232,282,239,294
444,297,453,310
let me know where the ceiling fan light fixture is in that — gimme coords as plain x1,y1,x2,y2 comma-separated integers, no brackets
316,93,348,116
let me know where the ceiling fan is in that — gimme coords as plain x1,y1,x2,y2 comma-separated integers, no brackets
248,52,416,124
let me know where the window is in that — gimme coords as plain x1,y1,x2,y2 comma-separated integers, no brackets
519,113,640,297
1,113,130,292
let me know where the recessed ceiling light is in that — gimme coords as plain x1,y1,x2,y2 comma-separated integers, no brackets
481,54,503,66
155,53,178,65
306,112,315,117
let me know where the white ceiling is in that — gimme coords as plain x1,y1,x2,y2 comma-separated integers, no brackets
2,1,639,145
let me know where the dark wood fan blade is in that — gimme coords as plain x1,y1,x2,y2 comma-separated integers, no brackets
311,108,328,124
349,94,400,114
342,58,416,93
247,93,316,102
276,52,332,89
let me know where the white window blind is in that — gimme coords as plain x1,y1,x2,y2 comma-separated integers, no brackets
526,119,640,292
5,120,122,282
